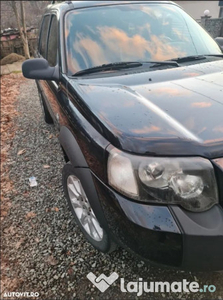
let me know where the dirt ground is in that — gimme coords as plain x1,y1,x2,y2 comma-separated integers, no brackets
1,74,26,294
1,74,25,218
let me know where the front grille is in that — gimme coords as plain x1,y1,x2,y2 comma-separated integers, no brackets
212,158,223,207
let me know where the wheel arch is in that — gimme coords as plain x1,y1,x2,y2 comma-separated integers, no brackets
59,127,117,239
59,126,88,168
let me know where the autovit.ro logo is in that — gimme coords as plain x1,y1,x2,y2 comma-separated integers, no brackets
3,292,39,298
87,273,216,296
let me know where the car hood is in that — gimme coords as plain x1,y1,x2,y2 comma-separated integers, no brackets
70,60,223,158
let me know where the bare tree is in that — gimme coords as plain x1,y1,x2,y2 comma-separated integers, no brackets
1,1,51,29
10,1,30,59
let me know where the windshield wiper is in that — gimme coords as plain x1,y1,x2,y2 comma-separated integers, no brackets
144,60,179,68
169,55,207,63
73,61,143,76
72,60,179,76
170,54,223,63
72,55,222,76
204,54,223,58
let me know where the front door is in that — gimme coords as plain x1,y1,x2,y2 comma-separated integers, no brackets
37,13,68,130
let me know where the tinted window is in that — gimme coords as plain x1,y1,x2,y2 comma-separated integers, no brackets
39,15,50,58
47,16,58,66
65,4,222,74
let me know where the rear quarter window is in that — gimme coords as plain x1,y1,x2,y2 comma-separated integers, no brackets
47,16,58,66
39,15,51,58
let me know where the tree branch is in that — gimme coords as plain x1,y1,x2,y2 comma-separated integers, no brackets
10,1,30,59
20,1,27,39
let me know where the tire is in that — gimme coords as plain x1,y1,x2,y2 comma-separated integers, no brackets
62,162,117,253
39,92,54,124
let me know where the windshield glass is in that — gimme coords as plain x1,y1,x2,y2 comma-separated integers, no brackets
65,3,222,74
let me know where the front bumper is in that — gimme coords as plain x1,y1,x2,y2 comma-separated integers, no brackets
92,174,223,271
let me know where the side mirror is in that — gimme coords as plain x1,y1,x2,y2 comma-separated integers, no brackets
22,58,59,81
215,37,223,51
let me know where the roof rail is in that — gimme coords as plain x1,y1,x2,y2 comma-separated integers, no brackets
51,1,72,4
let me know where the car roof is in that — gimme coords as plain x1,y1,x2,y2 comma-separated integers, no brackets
68,1,173,9
46,1,177,14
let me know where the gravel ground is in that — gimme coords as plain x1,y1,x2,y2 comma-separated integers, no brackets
1,78,223,300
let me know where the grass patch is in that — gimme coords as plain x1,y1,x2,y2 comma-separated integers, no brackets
12,70,22,74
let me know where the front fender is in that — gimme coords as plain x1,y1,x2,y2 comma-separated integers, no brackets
59,126,88,168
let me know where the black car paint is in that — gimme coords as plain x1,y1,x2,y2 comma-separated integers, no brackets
27,1,223,270
92,174,223,270
69,60,223,158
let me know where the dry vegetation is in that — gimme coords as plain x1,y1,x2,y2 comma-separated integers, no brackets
1,74,26,295
1,73,25,219
1,1,51,29
0,53,25,66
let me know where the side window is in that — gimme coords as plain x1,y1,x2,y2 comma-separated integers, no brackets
47,16,58,66
39,15,51,58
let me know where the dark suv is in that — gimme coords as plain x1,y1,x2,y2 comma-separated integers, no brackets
22,1,223,271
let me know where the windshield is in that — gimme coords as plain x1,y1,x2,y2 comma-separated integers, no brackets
65,3,222,75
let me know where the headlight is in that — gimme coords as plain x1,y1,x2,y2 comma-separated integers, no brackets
107,147,218,212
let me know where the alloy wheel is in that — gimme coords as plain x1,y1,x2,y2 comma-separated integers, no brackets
67,175,103,241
